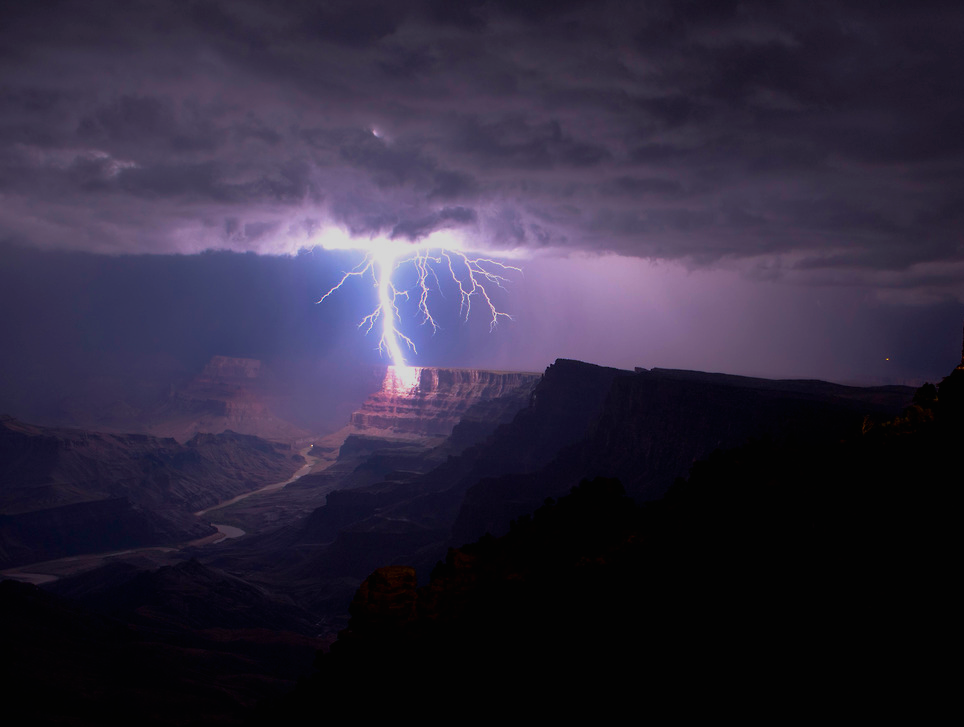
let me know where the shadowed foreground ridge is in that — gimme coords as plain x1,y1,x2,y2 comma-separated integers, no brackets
257,369,958,723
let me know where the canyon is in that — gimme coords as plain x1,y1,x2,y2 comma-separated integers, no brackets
2,355,936,726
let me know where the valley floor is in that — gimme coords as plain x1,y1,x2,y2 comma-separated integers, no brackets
1,442,332,584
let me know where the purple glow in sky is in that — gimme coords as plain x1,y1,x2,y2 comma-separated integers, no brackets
1,0,963,397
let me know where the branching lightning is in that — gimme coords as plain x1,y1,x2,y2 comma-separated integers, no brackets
317,230,520,367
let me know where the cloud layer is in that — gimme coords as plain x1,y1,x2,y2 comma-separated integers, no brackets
1,0,962,298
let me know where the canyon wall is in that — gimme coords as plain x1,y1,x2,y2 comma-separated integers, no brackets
348,367,541,438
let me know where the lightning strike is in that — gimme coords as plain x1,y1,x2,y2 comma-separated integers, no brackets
317,230,520,368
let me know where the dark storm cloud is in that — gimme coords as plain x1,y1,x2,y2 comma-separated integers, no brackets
390,205,477,240
450,116,612,169
0,0,962,296
600,176,686,198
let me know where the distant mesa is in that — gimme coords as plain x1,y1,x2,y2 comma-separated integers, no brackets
147,356,311,444
175,356,268,415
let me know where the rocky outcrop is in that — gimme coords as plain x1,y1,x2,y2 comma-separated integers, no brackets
347,367,541,439
148,356,310,443
344,565,419,635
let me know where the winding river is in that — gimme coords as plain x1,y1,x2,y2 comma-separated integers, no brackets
2,445,322,582
195,445,320,542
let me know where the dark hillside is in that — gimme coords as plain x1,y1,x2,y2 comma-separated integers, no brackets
0,418,303,567
0,576,322,727
260,369,951,722
450,363,910,544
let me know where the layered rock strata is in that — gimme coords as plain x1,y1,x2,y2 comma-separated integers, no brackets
347,367,541,439
149,356,310,443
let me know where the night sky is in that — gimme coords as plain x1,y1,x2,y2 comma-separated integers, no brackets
2,0,963,422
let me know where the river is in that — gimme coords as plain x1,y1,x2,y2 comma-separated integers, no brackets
1,445,322,582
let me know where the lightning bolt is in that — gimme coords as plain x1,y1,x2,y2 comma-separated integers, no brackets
317,230,520,368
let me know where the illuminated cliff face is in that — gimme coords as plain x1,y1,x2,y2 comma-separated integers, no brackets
348,366,541,438
382,365,422,394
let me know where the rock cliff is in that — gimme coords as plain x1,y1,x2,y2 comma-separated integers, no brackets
450,364,916,544
148,356,310,443
346,366,541,439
